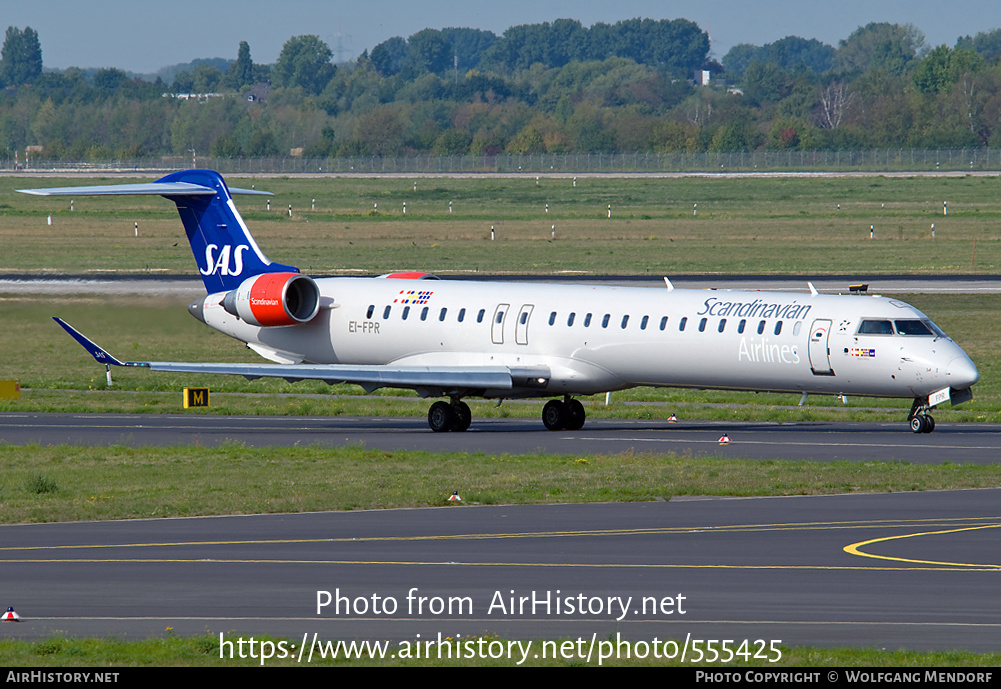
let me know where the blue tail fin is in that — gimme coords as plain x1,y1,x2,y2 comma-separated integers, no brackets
18,169,298,293
155,170,298,293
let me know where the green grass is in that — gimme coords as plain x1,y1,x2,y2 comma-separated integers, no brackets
1,443,999,524
1,634,998,667
3,173,999,276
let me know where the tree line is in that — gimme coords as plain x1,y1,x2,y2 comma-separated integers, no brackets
2,19,1001,162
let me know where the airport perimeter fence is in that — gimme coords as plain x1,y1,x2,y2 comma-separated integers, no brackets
8,147,1001,175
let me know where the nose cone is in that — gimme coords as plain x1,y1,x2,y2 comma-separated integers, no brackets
187,297,206,324
947,355,980,389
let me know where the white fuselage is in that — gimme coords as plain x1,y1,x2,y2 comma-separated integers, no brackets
196,277,979,400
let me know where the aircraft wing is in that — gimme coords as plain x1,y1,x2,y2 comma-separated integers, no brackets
53,318,549,394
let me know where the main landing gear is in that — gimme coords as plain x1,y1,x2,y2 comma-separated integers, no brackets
427,399,471,432
542,397,586,431
908,398,936,434
426,396,588,432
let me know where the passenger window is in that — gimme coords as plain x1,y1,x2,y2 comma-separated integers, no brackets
698,318,707,332
496,311,504,324
458,308,465,322
737,319,745,334
858,319,893,335
793,321,801,336
584,313,592,327
366,305,375,319
549,311,556,326
383,305,391,319
439,308,447,321
477,309,485,323
621,315,629,329
679,317,687,331
640,315,649,330
520,311,528,325
659,316,668,331
718,319,726,333
602,314,610,328
402,306,410,320
421,307,429,321
567,312,575,326
774,321,782,336
757,320,766,335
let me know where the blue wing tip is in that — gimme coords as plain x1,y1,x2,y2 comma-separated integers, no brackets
53,317,124,366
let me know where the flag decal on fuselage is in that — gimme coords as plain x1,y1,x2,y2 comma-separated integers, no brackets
394,290,434,305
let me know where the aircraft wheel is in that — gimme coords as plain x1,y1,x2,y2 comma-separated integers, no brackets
564,399,586,431
923,415,935,433
451,401,471,432
428,401,455,432
910,414,930,434
542,400,567,430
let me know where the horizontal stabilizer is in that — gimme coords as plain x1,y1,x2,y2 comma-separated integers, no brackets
22,169,288,293
18,182,270,196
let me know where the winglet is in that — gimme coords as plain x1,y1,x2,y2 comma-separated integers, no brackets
52,317,133,367
663,277,675,291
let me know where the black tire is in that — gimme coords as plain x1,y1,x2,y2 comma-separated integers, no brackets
542,400,567,430
452,401,471,432
923,416,935,433
428,401,455,432
564,399,586,430
910,415,926,433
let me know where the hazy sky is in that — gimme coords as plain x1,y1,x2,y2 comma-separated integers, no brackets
6,0,1001,74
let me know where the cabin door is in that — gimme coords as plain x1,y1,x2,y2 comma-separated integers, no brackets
808,319,835,375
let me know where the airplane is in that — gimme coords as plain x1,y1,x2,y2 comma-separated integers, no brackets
20,169,979,434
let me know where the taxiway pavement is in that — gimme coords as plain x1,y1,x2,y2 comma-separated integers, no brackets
1,490,998,653
2,413,998,464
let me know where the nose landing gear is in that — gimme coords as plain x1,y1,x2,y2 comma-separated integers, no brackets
908,398,936,434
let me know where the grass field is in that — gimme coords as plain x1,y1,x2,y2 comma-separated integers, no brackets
2,173,999,276
4,443,1001,523
1,634,997,667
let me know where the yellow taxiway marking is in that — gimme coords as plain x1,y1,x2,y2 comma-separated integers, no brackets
844,524,1001,569
0,558,998,572
3,517,999,571
1,517,996,552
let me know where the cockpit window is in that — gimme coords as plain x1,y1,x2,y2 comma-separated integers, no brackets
857,319,893,335
925,320,948,338
894,319,935,336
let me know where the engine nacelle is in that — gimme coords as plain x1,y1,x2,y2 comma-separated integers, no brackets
221,272,320,327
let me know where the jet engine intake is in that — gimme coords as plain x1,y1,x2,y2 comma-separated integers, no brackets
221,272,320,327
